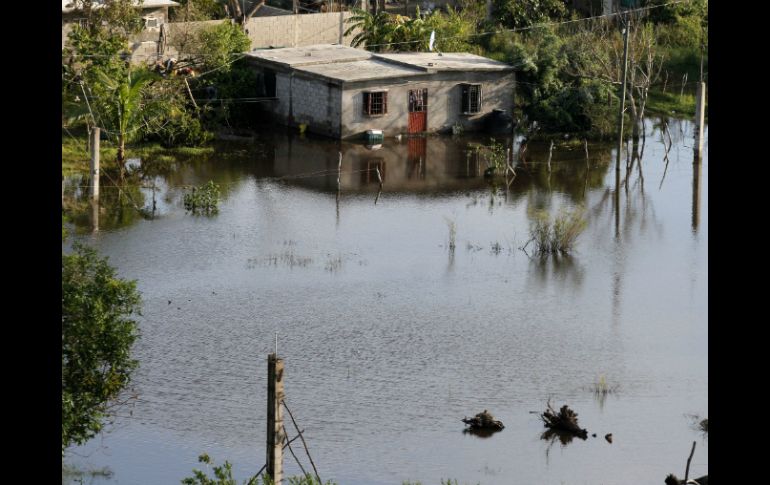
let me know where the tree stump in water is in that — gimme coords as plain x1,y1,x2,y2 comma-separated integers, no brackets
664,474,708,485
462,409,504,431
540,402,588,439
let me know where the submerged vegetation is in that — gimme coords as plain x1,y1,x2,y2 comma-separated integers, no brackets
524,206,587,255
184,180,221,214
182,454,337,485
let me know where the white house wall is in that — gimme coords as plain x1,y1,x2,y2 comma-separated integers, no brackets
340,71,515,139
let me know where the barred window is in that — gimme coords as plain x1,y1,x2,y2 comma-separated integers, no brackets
363,92,388,116
461,84,482,114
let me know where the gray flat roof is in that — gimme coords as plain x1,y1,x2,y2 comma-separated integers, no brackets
375,52,513,72
300,58,425,82
246,44,514,82
247,45,372,68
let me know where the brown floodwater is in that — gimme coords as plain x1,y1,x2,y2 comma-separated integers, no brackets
63,119,707,485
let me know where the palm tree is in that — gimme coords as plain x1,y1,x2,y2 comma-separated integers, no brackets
344,8,394,52
93,68,156,180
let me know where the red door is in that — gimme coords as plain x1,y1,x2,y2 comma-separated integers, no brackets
407,89,427,134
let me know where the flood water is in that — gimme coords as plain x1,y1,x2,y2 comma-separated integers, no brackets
63,119,707,485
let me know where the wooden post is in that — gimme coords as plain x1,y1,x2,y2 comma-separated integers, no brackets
694,82,706,161
547,140,553,172
266,354,285,484
684,441,696,482
692,150,701,232
90,127,100,200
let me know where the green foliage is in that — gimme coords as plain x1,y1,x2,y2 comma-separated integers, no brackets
345,9,398,52
196,23,252,73
488,27,615,137
62,243,141,452
181,455,337,485
184,180,221,214
491,0,567,30
188,22,258,128
527,206,587,255
345,8,480,53
469,138,506,174
171,0,227,21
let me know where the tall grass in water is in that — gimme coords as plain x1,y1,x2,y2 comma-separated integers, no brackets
444,217,457,251
526,207,587,255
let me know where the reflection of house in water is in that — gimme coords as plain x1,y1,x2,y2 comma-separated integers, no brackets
266,130,614,199
269,132,498,193
246,44,515,139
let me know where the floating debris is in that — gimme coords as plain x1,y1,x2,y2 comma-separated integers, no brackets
664,474,708,485
462,410,504,431
605,433,613,443
540,401,588,439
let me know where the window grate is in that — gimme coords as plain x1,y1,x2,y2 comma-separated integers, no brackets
363,92,387,116
461,84,482,114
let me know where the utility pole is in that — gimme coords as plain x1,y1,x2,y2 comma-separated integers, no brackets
90,127,100,200
615,15,630,176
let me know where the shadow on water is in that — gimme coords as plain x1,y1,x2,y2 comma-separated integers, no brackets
463,427,504,439
541,428,587,446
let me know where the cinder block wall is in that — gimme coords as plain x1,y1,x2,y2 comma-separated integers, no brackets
272,73,342,137
245,12,357,49
64,12,359,64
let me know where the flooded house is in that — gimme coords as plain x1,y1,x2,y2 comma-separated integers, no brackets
246,44,515,139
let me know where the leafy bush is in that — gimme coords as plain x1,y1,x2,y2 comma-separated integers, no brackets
184,180,221,214
62,243,141,452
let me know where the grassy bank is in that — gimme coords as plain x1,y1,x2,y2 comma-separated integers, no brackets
646,88,707,120
62,131,216,177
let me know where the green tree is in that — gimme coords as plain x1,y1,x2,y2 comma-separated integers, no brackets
344,9,395,52
194,22,252,72
62,243,142,453
492,0,567,30
93,68,158,178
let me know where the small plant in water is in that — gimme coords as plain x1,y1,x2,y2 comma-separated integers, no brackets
591,375,619,395
184,180,221,215
467,138,507,176
523,206,587,255
444,217,457,251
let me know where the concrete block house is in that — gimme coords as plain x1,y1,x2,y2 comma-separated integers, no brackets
246,44,515,139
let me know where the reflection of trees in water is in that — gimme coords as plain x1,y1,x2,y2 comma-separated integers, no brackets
541,427,587,466
63,139,271,232
526,253,585,290
505,141,614,209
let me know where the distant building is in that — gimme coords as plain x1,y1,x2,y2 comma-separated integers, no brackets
246,44,515,139
62,0,180,49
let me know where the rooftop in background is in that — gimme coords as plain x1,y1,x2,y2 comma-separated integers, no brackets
246,44,514,83
62,0,180,13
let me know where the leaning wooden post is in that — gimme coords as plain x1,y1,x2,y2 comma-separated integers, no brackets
266,354,285,484
693,82,706,161
90,127,100,200
684,441,696,482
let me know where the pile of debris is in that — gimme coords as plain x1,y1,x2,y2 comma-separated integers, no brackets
540,401,588,439
664,474,708,485
462,410,504,431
